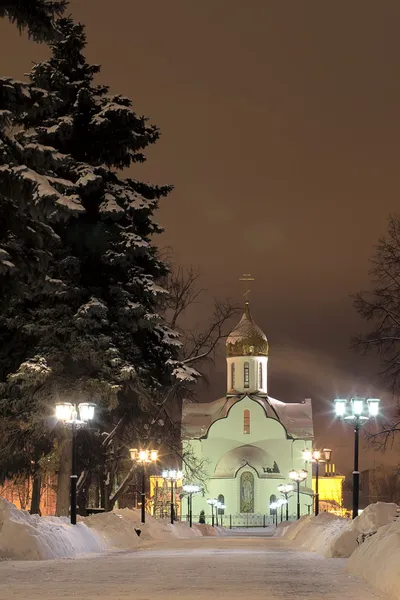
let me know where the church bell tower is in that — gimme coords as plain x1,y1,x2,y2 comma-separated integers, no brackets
226,300,269,396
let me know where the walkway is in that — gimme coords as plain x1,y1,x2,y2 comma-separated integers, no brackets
0,535,389,600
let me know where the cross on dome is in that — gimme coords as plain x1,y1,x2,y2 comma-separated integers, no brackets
226,276,268,358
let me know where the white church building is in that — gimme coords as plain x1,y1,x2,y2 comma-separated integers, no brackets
181,301,314,523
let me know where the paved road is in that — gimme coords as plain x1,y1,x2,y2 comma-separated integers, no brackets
0,536,388,600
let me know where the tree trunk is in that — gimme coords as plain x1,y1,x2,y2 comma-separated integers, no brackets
30,470,41,515
56,433,72,517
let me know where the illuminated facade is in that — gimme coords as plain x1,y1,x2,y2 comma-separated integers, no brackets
182,301,315,520
313,464,345,515
149,475,182,518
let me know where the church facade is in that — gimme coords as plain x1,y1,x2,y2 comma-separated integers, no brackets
182,301,314,521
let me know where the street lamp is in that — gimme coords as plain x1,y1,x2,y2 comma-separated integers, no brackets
162,469,182,525
302,448,332,516
277,483,294,521
217,502,226,526
334,397,380,519
269,501,278,526
130,448,158,524
207,498,217,526
289,469,308,520
55,401,96,525
276,498,287,523
182,484,200,527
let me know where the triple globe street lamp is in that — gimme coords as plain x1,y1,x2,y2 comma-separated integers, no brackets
270,498,288,525
162,469,183,525
289,468,308,520
334,397,380,519
55,401,96,525
277,483,294,521
130,448,158,524
207,498,226,526
182,484,200,527
302,448,332,516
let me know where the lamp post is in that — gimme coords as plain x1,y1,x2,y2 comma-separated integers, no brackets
130,448,158,524
182,484,200,527
277,483,294,521
55,402,96,525
217,503,226,527
334,397,380,519
269,501,278,526
162,469,182,525
289,469,308,520
207,498,217,526
276,498,287,523
302,448,332,516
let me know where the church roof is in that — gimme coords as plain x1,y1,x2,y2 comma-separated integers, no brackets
226,302,269,357
182,394,314,440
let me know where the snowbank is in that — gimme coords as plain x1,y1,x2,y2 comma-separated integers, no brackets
348,510,400,599
280,503,398,558
0,499,106,560
0,500,225,560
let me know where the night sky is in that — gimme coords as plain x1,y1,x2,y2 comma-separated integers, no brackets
1,0,400,474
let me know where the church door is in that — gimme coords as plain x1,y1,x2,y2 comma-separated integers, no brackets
240,471,254,513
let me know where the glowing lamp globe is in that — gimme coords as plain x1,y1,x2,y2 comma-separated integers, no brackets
334,399,347,417
55,402,74,422
351,397,365,417
78,402,96,422
367,398,380,417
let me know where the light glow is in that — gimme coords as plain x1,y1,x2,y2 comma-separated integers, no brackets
183,484,200,494
55,402,74,422
367,398,380,417
351,397,365,416
277,483,294,494
139,450,148,462
78,402,96,422
334,399,347,417
289,469,308,482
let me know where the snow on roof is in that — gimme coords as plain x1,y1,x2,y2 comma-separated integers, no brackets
182,394,314,440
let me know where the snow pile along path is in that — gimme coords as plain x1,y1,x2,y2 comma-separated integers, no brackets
0,498,106,560
0,500,226,560
279,502,398,558
348,510,400,600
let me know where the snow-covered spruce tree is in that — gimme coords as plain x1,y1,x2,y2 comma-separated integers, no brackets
0,17,197,512
0,0,67,41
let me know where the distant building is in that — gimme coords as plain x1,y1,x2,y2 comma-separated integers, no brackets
182,301,315,522
313,463,345,515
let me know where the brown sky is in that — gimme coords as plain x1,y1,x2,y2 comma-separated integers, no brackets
1,0,400,473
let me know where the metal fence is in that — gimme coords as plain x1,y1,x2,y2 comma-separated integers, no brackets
179,513,296,528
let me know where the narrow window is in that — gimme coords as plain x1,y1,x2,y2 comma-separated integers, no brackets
217,494,225,515
231,362,235,389
244,409,250,434
270,494,277,515
244,361,250,388
259,363,263,389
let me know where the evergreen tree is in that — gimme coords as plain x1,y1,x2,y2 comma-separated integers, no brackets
0,17,196,510
0,0,67,41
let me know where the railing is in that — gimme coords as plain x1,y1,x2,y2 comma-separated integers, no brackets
179,513,297,528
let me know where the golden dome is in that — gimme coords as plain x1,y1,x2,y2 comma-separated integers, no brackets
226,302,269,357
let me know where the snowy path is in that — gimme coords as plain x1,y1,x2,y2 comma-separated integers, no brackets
0,536,388,600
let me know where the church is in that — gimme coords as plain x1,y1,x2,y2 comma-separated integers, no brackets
182,300,315,522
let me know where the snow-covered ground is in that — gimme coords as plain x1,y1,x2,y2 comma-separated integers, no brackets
0,536,389,600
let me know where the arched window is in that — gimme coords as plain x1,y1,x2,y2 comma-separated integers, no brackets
244,409,250,434
217,494,225,515
231,363,235,389
244,361,250,388
259,363,263,389
269,494,277,515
